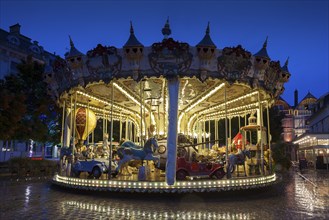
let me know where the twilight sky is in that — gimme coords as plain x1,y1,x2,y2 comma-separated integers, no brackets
1,0,328,105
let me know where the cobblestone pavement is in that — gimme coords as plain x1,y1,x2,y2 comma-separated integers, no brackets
0,169,328,220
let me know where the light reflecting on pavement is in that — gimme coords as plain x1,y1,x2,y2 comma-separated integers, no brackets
24,185,31,207
0,170,328,219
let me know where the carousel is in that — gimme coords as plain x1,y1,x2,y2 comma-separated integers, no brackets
48,20,290,193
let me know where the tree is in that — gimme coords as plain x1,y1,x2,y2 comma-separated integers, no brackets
264,107,291,170
263,107,285,143
0,58,61,148
0,78,26,142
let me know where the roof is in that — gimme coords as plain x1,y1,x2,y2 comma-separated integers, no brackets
196,22,216,48
124,22,143,47
297,91,317,108
293,133,329,146
301,92,317,101
254,37,270,59
317,92,329,101
277,96,291,108
0,27,55,61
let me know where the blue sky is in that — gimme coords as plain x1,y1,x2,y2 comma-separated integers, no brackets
1,0,328,105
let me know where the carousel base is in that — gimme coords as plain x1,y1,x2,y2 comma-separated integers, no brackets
51,173,279,194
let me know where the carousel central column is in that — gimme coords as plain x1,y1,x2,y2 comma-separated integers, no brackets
166,76,180,185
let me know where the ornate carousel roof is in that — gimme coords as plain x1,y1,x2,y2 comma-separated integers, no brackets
45,20,291,132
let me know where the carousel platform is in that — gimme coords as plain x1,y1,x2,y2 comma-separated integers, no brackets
51,171,279,193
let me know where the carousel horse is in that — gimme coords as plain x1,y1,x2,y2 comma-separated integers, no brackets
113,137,160,176
227,149,251,178
121,140,143,149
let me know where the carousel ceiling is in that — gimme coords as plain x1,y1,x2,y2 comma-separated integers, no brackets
59,76,268,124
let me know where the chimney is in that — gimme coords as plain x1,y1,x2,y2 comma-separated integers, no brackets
9,23,21,35
294,89,298,108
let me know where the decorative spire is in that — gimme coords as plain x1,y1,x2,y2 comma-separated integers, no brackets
284,57,289,66
196,22,216,48
206,22,210,35
69,35,74,48
124,21,143,47
263,36,268,48
130,21,134,34
281,57,289,72
254,36,270,59
65,35,84,58
162,17,171,39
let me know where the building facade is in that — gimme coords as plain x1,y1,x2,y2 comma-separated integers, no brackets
0,23,56,79
274,90,318,160
0,24,57,161
293,92,329,169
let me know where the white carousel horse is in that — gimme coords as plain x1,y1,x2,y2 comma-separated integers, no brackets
227,149,251,178
113,137,160,176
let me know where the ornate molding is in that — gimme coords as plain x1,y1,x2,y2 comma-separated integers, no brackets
148,38,193,77
217,45,252,83
86,44,122,79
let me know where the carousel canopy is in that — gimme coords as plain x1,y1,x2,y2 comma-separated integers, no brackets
45,21,291,136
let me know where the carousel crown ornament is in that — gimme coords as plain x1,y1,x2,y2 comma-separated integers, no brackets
148,18,193,78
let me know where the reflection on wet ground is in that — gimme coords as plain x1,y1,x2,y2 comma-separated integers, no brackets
1,170,328,219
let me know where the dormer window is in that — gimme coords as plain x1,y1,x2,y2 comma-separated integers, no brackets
30,45,41,54
7,35,20,46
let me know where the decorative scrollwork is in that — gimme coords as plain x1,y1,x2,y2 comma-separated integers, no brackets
50,57,72,92
264,61,281,92
148,38,193,77
217,45,252,82
86,44,122,78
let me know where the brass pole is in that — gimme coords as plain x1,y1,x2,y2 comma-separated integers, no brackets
109,82,114,179
225,85,229,169
258,91,264,175
266,100,272,172
60,101,65,148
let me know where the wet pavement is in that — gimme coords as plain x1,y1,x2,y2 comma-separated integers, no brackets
0,169,328,219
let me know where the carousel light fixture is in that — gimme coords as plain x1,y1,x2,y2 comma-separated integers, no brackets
54,173,276,191
184,83,225,113
188,101,266,132
113,82,156,125
76,91,134,115
187,114,197,135
113,82,148,112
200,90,259,114
204,101,266,118
177,112,185,133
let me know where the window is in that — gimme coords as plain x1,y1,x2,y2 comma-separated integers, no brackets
29,45,41,54
7,35,20,46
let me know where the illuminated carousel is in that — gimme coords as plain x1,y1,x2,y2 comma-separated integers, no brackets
48,20,290,193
